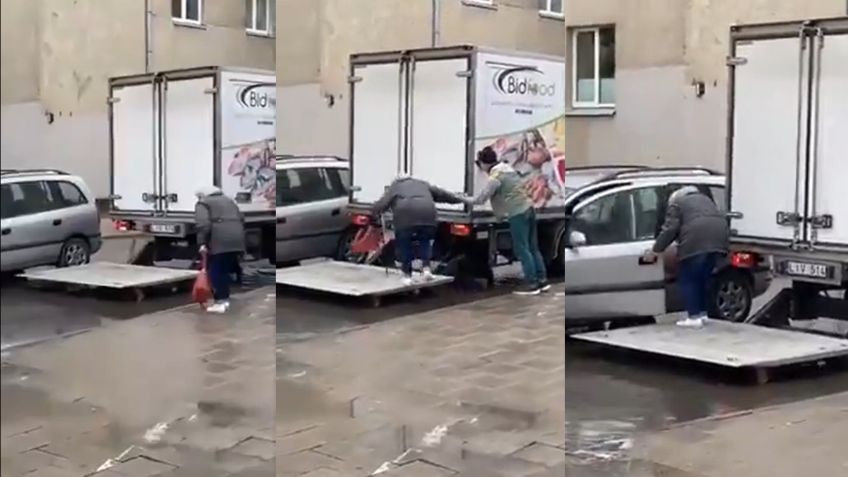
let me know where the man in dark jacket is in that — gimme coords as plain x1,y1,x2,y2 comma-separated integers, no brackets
373,174,462,286
195,186,246,313
645,186,730,327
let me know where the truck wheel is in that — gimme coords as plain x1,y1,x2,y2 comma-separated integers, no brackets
709,271,753,322
58,238,91,267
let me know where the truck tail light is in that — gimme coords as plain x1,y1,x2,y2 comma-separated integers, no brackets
113,219,133,232
731,251,756,268
351,214,370,226
450,224,472,237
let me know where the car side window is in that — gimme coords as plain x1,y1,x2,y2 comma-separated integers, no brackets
2,181,57,218
708,186,727,212
571,191,635,245
47,181,88,208
278,167,339,206
632,187,662,240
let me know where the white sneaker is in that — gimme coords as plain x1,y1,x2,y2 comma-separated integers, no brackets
401,276,414,287
207,302,227,314
422,268,435,282
676,317,704,328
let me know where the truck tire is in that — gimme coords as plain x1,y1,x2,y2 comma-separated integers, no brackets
709,270,753,322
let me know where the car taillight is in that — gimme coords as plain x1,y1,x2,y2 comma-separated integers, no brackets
351,214,370,226
731,251,756,268
450,224,472,237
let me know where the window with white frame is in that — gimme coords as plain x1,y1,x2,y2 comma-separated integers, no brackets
172,0,202,24
572,26,616,107
246,0,275,35
539,0,563,17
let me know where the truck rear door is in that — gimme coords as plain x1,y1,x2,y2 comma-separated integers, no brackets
111,82,158,213
350,61,404,205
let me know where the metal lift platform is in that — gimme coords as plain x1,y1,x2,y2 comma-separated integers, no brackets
276,261,454,307
572,320,848,383
17,262,198,300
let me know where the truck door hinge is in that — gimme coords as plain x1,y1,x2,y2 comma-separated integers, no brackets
348,75,363,84
776,211,802,226
456,70,473,78
726,56,748,66
809,214,833,229
107,97,121,104
204,88,218,94
166,193,178,203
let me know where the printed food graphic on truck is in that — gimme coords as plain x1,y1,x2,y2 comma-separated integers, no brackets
474,54,567,210
226,138,277,207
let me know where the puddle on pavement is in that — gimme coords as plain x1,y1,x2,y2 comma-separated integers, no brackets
277,378,341,422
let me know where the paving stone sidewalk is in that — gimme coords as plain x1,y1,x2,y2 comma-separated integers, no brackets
278,288,566,476
1,288,276,477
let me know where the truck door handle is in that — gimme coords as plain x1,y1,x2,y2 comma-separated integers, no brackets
1,228,10,235
331,209,340,216
277,217,287,224
52,219,62,226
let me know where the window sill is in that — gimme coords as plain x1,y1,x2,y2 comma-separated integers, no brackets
172,19,206,30
462,0,497,11
566,108,616,117
246,29,274,39
539,11,565,21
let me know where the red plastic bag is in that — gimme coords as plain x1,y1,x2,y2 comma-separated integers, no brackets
351,226,383,254
192,251,213,309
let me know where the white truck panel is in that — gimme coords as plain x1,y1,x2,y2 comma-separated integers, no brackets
473,52,567,211
351,63,403,204
730,37,806,242
219,70,277,214
112,83,157,213
409,58,468,211
163,77,215,213
810,32,848,248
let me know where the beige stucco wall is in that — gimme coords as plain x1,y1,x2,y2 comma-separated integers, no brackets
564,0,846,170
1,0,274,198
277,0,566,157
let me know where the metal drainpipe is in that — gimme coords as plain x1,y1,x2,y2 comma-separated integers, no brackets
144,0,153,72
431,0,441,47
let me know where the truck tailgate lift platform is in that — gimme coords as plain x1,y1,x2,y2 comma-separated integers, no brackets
276,261,453,306
18,263,198,289
572,321,848,383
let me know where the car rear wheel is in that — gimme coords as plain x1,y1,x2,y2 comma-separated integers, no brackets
709,271,753,322
58,237,91,267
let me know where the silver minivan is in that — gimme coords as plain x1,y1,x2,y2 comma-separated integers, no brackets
1,169,102,273
276,156,350,265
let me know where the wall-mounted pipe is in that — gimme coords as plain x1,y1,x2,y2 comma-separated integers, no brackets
144,0,154,72
431,0,441,47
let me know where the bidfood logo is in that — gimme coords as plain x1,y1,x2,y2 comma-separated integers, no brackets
236,82,276,110
490,63,556,97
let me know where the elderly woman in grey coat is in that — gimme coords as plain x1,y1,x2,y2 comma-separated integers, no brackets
195,186,245,313
645,186,729,328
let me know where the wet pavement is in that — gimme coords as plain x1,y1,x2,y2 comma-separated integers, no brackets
277,283,566,476
278,276,848,476
1,287,276,476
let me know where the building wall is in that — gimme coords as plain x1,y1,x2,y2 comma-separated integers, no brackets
564,0,847,170
277,0,566,158
1,0,274,199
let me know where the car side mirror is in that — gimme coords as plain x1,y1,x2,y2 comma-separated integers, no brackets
569,231,587,248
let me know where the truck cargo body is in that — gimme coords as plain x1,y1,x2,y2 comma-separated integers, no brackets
727,18,847,323
346,46,567,279
108,66,277,261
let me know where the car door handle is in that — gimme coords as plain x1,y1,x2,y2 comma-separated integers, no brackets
52,219,62,226
331,208,340,216
639,255,658,265
277,217,287,224
1,228,10,236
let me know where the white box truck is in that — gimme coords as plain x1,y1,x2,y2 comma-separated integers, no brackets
727,18,848,326
345,46,567,283
108,66,277,263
